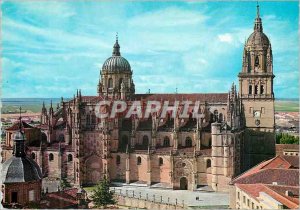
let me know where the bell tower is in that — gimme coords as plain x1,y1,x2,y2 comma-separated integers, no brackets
239,4,275,131
238,4,275,169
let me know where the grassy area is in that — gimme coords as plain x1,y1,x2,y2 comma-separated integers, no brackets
83,186,97,193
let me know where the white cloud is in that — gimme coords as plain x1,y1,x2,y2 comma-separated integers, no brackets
218,33,233,43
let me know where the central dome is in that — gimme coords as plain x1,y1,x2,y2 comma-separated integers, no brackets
102,37,131,72
102,56,131,72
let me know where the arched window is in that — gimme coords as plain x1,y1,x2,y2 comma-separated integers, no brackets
142,135,149,148
159,157,163,166
31,153,36,159
49,153,54,161
219,113,223,123
68,154,73,162
108,78,113,88
255,55,259,67
206,159,211,168
260,85,264,94
185,137,192,147
119,78,123,89
163,136,170,147
213,110,218,122
255,85,258,95
249,85,252,95
137,156,141,165
116,155,121,165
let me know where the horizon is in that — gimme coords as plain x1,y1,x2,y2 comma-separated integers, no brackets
2,1,299,98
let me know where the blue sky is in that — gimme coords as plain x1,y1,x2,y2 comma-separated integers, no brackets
2,1,299,98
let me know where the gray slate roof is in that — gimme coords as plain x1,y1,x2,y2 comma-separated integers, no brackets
1,156,42,183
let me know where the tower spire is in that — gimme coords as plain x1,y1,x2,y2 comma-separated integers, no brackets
112,32,121,56
256,1,260,18
254,2,263,32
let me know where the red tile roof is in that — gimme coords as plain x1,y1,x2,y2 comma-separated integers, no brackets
41,188,78,209
232,155,299,184
6,120,35,131
237,184,299,209
68,93,228,104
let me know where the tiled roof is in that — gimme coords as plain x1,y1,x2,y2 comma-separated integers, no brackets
237,184,299,209
233,168,299,186
134,93,228,103
68,93,228,104
42,188,78,209
232,155,298,184
282,155,299,168
6,120,35,131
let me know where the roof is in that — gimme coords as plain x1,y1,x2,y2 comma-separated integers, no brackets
237,184,299,209
41,188,79,209
134,93,228,103
231,156,299,186
6,120,35,131
1,156,42,183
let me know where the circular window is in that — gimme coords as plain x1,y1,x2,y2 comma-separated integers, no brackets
182,163,186,167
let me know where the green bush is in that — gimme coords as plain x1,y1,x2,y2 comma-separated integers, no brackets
276,133,299,144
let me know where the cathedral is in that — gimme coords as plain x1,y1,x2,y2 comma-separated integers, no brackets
2,5,275,192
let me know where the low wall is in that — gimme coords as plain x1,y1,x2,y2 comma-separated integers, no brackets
116,195,184,209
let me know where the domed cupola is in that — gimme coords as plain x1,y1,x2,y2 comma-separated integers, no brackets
1,130,42,184
98,34,135,99
246,4,270,49
102,35,131,72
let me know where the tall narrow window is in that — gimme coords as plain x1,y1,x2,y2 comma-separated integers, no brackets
108,78,113,88
49,153,54,161
119,78,123,89
68,154,73,162
116,155,121,165
213,110,218,122
206,159,211,168
137,156,141,165
159,157,163,166
260,85,264,94
185,137,192,147
254,85,258,95
249,85,252,95
142,135,149,148
163,136,170,147
255,55,259,67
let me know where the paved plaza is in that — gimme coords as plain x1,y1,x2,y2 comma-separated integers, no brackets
111,185,229,208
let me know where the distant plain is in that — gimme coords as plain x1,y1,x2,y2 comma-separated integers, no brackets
1,98,298,114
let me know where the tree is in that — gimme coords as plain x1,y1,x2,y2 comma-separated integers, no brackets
276,133,299,144
60,178,71,190
91,178,116,208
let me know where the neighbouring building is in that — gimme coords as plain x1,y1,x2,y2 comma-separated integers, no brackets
1,118,42,207
2,4,276,192
276,144,299,156
229,155,299,209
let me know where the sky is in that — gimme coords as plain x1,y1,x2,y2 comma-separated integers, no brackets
2,0,299,98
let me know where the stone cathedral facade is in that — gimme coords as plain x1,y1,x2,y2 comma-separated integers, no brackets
2,5,275,192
